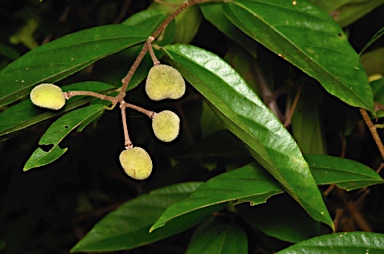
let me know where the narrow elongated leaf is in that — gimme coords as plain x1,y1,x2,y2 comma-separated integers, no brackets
24,104,105,171
162,44,333,228
200,2,258,57
223,0,374,112
276,232,384,254
71,182,224,253
151,155,382,231
0,24,148,107
291,87,327,154
305,154,384,190
186,219,248,254
0,82,115,137
150,163,282,232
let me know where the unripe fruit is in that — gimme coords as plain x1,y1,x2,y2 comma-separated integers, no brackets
152,110,180,142
30,83,66,110
119,147,153,180
145,64,186,101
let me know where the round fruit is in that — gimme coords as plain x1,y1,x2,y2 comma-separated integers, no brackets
30,83,66,110
119,147,153,180
145,64,186,101
152,110,180,142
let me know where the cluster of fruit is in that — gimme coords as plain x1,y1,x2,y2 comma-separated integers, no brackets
30,63,186,180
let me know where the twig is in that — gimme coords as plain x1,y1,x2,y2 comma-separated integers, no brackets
120,102,133,149
359,108,384,159
283,84,302,127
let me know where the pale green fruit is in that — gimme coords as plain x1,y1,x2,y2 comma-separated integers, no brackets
119,147,153,180
30,83,65,110
145,64,186,101
152,110,180,142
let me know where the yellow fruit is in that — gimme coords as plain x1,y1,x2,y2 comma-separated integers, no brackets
145,64,186,101
30,83,66,110
152,110,180,142
119,147,153,180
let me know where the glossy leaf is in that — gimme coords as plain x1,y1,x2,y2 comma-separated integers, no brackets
150,163,282,232
186,219,248,254
24,104,105,171
276,232,384,254
305,154,384,190
162,44,333,228
71,182,224,252
0,81,115,137
151,155,382,231
200,2,258,57
223,0,374,112
0,24,148,107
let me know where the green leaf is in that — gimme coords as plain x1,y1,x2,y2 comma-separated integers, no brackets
186,219,248,254
223,0,374,112
305,154,384,190
0,24,148,107
0,81,115,137
23,104,105,171
162,44,333,228
71,182,223,253
150,155,382,232
200,2,258,57
150,163,282,232
361,47,384,77
291,87,327,154
276,232,384,254
308,0,384,28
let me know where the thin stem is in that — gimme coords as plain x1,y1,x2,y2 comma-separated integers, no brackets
147,36,160,65
120,103,133,149
122,101,155,119
64,91,117,104
283,84,302,127
118,0,212,98
359,108,384,159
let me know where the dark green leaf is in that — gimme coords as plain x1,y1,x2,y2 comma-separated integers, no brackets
291,87,327,154
150,163,282,232
23,104,105,171
186,219,248,254
71,182,223,252
150,155,382,231
162,44,333,228
276,232,384,254
200,2,258,57
305,154,384,190
0,81,115,137
223,0,374,112
361,47,384,77
0,24,148,107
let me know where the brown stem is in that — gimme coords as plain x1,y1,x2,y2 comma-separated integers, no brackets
359,108,384,159
147,36,160,65
120,103,133,149
64,91,117,105
118,0,213,98
121,101,155,119
283,84,302,127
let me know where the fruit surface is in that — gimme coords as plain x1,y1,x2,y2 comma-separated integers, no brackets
145,64,185,101
152,110,180,142
119,147,153,180
30,83,66,110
